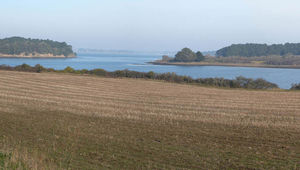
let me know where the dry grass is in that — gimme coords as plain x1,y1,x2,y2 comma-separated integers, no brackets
0,70,299,169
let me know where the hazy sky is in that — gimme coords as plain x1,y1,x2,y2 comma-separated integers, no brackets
1,0,300,51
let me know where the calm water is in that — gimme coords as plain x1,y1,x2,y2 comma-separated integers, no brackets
1,53,300,89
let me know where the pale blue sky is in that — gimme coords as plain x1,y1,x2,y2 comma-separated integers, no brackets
1,0,300,51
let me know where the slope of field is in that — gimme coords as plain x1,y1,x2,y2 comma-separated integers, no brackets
0,70,299,169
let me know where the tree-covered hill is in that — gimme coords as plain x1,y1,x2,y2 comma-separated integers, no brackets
172,48,205,62
216,43,300,57
0,37,75,57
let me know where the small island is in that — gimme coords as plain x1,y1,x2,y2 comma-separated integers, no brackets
0,37,76,58
151,43,300,69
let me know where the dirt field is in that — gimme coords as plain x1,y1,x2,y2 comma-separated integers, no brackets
0,70,299,169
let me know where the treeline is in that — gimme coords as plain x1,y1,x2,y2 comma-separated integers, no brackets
0,64,280,90
216,43,300,57
0,37,75,56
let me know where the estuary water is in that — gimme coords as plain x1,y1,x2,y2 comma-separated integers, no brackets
0,52,300,89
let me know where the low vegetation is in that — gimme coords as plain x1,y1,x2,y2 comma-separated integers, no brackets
0,64,279,89
0,70,299,169
291,83,300,90
0,37,75,57
205,55,300,66
0,151,38,169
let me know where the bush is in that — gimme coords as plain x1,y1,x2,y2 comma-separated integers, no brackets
15,64,33,72
34,64,46,73
63,66,75,73
291,83,300,90
146,71,155,79
47,68,56,72
90,69,106,76
235,76,278,89
0,64,280,90
80,69,89,73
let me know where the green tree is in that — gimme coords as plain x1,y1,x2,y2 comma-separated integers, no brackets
174,48,197,62
34,64,45,73
196,51,205,61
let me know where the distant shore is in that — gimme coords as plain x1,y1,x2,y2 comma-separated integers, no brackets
0,53,76,58
149,61,300,69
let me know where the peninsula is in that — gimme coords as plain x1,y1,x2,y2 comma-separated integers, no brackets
0,37,76,58
151,44,300,69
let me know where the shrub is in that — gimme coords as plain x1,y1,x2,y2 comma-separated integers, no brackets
162,55,172,61
47,68,56,72
291,83,300,90
63,66,75,73
90,69,106,76
0,64,280,90
146,71,155,79
80,69,89,74
34,64,46,73
15,64,33,72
